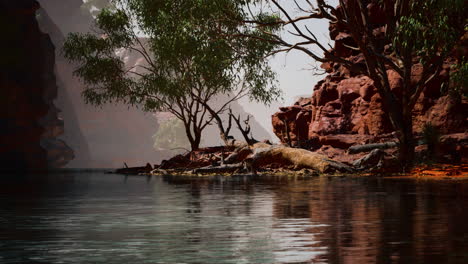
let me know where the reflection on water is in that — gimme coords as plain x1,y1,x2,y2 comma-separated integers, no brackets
1,172,468,264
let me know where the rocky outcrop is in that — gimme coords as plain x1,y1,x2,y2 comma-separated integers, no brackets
0,0,73,170
273,75,467,147
272,4,467,163
37,11,75,168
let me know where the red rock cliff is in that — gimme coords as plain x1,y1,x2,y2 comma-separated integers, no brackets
272,4,467,154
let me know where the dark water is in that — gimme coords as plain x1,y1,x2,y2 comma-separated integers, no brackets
1,172,468,264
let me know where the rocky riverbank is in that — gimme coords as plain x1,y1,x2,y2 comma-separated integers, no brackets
114,139,468,178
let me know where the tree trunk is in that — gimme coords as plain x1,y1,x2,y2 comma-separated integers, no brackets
189,134,201,151
397,113,415,171
281,118,292,147
189,140,200,151
184,123,201,151
202,103,233,146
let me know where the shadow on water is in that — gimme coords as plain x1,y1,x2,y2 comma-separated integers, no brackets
1,172,468,263
0,171,93,263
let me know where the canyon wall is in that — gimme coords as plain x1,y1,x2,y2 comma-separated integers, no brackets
37,2,160,168
0,0,74,170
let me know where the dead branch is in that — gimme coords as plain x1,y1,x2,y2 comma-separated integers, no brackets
229,109,258,145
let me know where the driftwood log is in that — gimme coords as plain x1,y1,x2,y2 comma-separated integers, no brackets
224,145,252,164
150,168,169,175
352,149,386,170
348,142,398,154
248,144,354,174
115,163,153,174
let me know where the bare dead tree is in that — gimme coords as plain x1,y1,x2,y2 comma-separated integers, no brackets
192,78,253,147
229,108,258,145
203,105,234,146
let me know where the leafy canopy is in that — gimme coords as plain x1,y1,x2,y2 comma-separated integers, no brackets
393,0,466,64
64,0,282,113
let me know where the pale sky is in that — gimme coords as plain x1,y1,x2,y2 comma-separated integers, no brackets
239,0,337,140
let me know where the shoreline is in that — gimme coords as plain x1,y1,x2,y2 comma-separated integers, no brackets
115,163,468,181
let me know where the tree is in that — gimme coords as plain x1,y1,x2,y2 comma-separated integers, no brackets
63,0,281,151
235,0,466,169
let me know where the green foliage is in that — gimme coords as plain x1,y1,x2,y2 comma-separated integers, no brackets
450,59,468,98
153,118,190,152
393,0,467,63
64,0,281,111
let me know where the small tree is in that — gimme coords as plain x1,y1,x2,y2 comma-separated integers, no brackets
233,0,466,169
63,0,281,151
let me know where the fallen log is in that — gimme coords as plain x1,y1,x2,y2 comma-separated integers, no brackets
224,146,252,164
224,142,272,164
192,163,245,174
150,168,169,175
348,142,398,154
352,149,385,170
115,163,153,174
249,146,354,174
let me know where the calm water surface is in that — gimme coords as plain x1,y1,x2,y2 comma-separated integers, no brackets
1,172,468,264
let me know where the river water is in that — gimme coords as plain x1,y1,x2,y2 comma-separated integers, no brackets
1,172,468,264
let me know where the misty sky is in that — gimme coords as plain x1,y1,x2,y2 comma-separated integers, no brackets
239,0,337,140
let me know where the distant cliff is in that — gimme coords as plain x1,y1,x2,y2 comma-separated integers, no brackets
38,0,162,168
0,0,73,170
